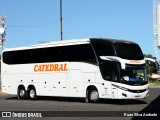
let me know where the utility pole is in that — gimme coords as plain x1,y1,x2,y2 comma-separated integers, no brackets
0,16,6,51
60,0,63,41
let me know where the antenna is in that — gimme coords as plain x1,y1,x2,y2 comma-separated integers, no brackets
0,16,6,51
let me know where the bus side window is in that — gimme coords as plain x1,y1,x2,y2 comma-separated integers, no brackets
100,61,119,82
111,62,119,82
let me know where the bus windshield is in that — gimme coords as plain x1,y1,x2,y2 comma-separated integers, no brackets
120,67,147,85
99,59,147,85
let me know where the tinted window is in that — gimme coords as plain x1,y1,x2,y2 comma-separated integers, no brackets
73,45,96,63
114,43,144,60
91,42,115,58
2,44,97,65
99,60,119,81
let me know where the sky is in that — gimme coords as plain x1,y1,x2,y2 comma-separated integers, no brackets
0,0,154,56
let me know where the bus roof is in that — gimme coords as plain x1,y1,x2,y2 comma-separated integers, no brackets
3,38,90,51
3,38,137,52
90,38,137,44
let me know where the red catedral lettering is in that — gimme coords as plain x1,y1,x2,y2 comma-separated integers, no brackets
34,63,68,72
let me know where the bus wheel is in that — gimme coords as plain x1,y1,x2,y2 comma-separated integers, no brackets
18,87,27,100
28,87,37,100
88,88,99,103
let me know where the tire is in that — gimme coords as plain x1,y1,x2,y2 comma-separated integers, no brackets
87,88,99,103
28,87,37,100
17,87,28,100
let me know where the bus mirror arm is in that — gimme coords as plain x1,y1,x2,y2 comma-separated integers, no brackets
100,56,125,69
100,56,119,62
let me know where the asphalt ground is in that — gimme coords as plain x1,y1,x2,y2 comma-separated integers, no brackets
0,88,160,120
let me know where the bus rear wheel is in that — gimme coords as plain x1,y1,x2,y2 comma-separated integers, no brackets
18,87,28,100
28,87,37,100
87,88,99,103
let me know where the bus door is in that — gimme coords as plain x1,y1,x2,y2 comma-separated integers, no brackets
69,70,83,97
101,80,112,98
100,60,119,98
101,78,118,98
110,63,119,98
111,82,118,98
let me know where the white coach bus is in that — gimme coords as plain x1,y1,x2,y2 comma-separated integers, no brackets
1,38,149,102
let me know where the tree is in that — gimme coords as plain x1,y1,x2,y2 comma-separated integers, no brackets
144,54,153,58
144,54,158,75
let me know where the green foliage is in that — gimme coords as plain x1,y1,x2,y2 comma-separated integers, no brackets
144,54,157,75
144,54,153,58
150,80,160,86
155,80,160,85
146,62,156,75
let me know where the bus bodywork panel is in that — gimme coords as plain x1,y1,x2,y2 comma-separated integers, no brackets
1,62,101,98
1,61,149,99
1,38,149,101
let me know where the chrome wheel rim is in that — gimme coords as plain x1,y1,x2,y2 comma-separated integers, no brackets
20,90,25,97
90,90,99,101
30,89,35,98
